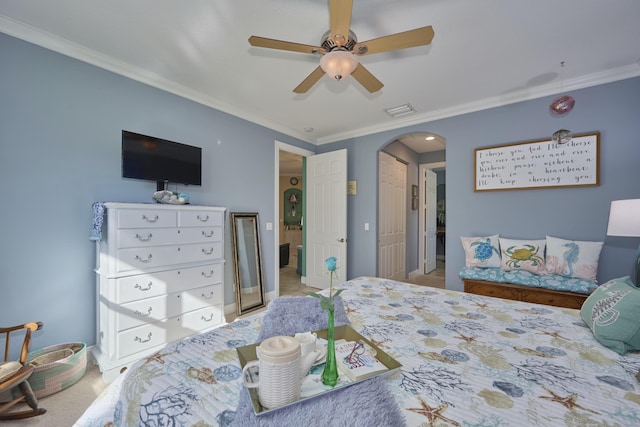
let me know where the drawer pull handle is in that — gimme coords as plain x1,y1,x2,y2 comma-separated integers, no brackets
202,230,214,238
135,254,153,263
201,314,214,322
134,332,152,343
202,248,214,255
135,307,153,317
135,233,153,242
202,292,214,299
201,270,214,278
197,215,210,222
142,214,159,223
135,282,153,291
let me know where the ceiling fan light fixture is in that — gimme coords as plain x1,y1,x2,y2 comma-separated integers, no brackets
320,50,358,81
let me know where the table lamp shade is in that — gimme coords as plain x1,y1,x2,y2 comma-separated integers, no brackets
607,199,640,286
607,199,640,237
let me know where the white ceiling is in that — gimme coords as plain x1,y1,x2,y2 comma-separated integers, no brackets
1,0,639,150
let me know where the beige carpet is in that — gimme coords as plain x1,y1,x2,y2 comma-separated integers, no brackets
2,363,107,427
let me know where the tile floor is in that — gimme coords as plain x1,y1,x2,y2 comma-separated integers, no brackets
278,260,446,297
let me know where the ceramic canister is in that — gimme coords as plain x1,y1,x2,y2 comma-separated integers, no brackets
242,336,302,409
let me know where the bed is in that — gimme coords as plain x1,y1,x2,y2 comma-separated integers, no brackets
75,277,640,426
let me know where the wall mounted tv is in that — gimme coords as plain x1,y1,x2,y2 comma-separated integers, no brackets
122,130,202,191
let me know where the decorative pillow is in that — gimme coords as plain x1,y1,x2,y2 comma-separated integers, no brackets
580,276,640,355
460,235,501,268
499,238,546,274
545,235,603,281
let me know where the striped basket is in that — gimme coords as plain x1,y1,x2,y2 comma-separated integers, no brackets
25,342,87,398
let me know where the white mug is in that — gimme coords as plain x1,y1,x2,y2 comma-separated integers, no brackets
294,332,317,357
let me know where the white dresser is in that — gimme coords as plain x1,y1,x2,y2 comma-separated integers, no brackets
93,202,226,382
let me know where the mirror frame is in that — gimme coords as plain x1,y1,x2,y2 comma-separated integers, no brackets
230,212,266,316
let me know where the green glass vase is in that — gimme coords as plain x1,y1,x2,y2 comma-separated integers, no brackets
321,309,339,387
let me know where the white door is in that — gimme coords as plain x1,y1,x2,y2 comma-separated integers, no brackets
378,152,406,280
306,149,348,289
419,165,437,274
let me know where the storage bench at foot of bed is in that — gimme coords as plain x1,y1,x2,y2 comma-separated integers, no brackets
463,279,588,309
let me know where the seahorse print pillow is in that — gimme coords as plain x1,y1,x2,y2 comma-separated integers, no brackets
460,235,501,268
545,235,603,281
499,238,546,274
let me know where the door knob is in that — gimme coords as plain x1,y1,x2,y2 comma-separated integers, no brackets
337,238,345,243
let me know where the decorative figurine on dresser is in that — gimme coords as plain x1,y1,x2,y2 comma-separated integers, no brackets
91,202,226,382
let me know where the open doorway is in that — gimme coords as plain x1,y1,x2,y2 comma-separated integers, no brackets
275,142,314,298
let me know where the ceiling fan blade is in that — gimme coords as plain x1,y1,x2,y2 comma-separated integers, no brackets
293,66,326,94
353,26,434,56
351,64,383,93
329,0,353,47
249,36,324,54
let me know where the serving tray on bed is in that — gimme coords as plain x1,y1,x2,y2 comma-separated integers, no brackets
236,325,402,416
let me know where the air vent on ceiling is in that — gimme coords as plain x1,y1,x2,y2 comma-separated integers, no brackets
384,103,415,118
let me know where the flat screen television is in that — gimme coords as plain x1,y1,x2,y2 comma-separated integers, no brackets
122,130,202,191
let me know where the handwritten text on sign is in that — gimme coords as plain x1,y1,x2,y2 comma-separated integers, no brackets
474,133,600,191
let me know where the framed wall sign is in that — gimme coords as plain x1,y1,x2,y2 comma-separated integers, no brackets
474,132,600,192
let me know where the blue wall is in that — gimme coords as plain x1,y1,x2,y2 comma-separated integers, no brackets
0,34,314,349
322,77,640,290
2,31,639,352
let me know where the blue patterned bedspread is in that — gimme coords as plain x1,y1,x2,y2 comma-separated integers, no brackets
460,266,598,294
76,277,640,426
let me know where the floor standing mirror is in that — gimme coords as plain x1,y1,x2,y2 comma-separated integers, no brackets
230,212,266,316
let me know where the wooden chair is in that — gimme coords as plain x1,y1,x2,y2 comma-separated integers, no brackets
0,322,47,420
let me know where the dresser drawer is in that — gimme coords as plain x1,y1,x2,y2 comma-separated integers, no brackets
178,210,223,227
177,227,222,243
169,306,223,341
177,242,223,264
117,209,177,229
118,295,169,331
117,227,219,248
117,228,180,248
116,243,223,273
115,264,223,303
117,323,168,359
115,246,183,273
168,284,222,317
116,284,221,331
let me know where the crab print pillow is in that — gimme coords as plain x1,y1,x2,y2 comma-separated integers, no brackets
461,235,501,268
499,238,546,274
545,235,603,281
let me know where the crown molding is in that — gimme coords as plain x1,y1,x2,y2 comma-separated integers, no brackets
3,14,639,147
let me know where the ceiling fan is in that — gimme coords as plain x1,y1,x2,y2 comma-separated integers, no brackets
248,0,434,94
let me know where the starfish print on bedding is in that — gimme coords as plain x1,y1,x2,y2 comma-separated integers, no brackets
538,331,568,340
454,333,476,343
472,302,489,309
369,337,386,348
513,346,554,358
144,350,175,365
539,387,600,415
418,351,457,364
411,304,425,312
408,398,461,427
344,306,358,315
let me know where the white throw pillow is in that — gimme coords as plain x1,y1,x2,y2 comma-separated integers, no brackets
545,235,603,281
499,238,546,274
460,235,501,268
